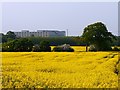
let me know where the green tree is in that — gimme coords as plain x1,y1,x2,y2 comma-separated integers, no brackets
1,33,7,43
6,31,16,41
39,41,51,52
2,40,15,51
82,22,116,51
14,38,33,52
2,38,33,52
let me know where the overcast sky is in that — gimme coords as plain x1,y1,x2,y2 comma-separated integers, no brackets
1,1,118,36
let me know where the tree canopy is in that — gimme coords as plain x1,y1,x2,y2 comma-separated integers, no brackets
6,31,16,40
82,22,116,51
39,41,51,52
2,38,33,52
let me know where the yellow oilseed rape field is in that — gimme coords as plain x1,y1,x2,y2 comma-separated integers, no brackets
1,46,119,88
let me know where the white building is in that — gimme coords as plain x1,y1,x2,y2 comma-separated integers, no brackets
14,30,66,37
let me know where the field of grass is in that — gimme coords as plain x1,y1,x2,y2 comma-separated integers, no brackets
1,46,119,88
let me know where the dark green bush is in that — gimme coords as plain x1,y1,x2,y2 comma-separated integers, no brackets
2,40,15,52
53,46,63,52
112,46,120,51
39,41,51,52
2,38,33,52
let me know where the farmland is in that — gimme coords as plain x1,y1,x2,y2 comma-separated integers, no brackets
1,46,119,88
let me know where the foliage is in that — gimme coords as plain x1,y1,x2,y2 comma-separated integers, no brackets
2,50,118,88
2,38,33,52
6,31,16,39
53,44,74,52
112,36,120,46
1,33,7,43
1,31,120,47
14,38,33,52
39,41,51,52
28,37,82,46
112,46,120,51
1,31,17,43
2,40,15,52
82,22,116,51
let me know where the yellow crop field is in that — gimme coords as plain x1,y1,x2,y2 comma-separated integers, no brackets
1,46,119,88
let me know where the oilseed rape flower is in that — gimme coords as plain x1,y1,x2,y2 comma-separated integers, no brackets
1,47,119,88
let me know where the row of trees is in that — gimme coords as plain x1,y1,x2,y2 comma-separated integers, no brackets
0,31,85,45
1,22,120,52
2,38,33,52
2,38,52,52
1,31,120,47
2,38,75,52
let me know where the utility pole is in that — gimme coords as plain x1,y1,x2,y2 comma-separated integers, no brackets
66,29,68,36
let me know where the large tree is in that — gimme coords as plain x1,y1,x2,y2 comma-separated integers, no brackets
14,38,33,52
2,38,33,52
6,31,16,40
82,22,116,51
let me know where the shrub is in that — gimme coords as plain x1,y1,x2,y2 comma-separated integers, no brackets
2,38,33,52
13,38,33,52
53,44,74,52
65,47,74,52
2,40,15,52
39,41,51,52
112,46,120,51
53,46,63,52
89,45,97,52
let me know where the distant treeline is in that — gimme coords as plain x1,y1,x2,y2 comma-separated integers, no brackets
0,31,120,46
25,36,120,46
1,22,120,52
27,37,85,46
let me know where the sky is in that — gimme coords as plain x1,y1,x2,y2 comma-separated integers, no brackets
1,1,119,36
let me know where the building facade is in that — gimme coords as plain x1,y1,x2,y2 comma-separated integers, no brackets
14,30,66,37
